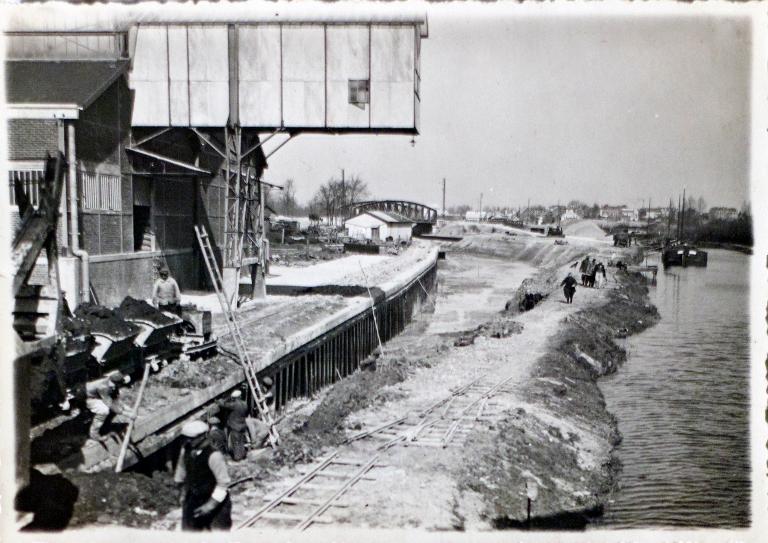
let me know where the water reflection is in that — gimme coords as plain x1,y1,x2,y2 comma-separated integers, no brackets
595,249,750,528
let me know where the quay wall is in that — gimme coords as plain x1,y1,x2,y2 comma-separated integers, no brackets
81,248,439,471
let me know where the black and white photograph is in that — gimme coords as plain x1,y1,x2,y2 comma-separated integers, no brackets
1,1,766,541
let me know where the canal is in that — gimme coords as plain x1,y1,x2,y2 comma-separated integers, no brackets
595,249,751,528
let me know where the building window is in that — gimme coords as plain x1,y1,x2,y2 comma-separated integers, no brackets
349,79,370,108
8,169,44,207
80,171,121,212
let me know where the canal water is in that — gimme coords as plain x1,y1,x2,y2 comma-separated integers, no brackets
596,249,751,528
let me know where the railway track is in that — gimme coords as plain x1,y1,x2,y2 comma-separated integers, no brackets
345,371,513,450
236,370,519,531
237,451,386,530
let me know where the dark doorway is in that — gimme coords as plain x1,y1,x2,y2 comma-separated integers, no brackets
133,205,152,251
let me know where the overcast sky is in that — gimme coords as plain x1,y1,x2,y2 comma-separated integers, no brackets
265,10,751,211
5,3,753,212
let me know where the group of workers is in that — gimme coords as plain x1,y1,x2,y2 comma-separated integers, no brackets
578,255,607,288
83,265,279,531
174,379,274,531
561,255,609,304
86,369,275,531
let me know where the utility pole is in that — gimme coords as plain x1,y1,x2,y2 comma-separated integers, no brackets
442,178,446,218
647,197,651,229
667,197,673,239
479,192,483,217
340,168,345,226
680,188,686,240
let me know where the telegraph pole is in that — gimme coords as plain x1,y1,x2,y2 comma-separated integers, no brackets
340,168,345,226
442,178,446,218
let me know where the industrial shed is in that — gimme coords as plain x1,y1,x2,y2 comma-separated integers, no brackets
4,13,428,307
345,210,415,243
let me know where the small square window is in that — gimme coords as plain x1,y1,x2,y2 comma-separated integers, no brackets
348,79,369,109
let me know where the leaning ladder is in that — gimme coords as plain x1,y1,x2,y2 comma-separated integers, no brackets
195,225,279,448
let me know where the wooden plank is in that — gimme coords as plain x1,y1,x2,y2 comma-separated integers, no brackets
263,496,350,508
115,363,152,472
295,482,340,492
260,511,333,524
301,470,375,481
331,458,388,468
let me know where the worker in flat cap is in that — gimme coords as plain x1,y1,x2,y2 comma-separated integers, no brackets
175,420,232,531
152,265,181,316
85,370,135,442
207,417,227,454
219,388,249,461
245,377,275,449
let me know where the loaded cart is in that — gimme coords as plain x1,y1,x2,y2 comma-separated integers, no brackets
118,297,184,370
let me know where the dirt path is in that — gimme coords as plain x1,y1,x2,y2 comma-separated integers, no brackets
226,242,621,531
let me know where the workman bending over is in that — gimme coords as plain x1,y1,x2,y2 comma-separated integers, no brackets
245,377,275,448
220,389,249,461
86,370,134,442
175,420,232,531
152,266,181,315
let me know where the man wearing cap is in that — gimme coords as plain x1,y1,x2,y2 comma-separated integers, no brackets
207,417,227,453
175,420,232,531
152,266,181,316
245,377,275,449
85,371,134,442
219,389,249,461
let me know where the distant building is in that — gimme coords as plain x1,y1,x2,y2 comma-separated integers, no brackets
620,208,639,222
344,211,415,242
709,207,739,221
561,208,581,221
599,205,626,220
465,211,490,222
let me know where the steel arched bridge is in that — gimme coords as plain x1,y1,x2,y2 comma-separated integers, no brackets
346,200,438,235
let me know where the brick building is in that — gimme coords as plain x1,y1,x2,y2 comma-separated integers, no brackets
5,33,239,306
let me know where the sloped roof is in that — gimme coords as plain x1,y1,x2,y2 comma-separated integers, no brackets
365,210,415,224
6,60,130,107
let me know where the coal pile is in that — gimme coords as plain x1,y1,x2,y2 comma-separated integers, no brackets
74,303,140,338
117,297,176,326
60,314,95,351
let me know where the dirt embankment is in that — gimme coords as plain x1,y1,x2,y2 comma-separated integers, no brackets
454,271,659,529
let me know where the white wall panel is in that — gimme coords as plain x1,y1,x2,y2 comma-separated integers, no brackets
326,25,369,128
188,25,229,126
282,25,325,127
238,25,281,127
131,26,170,126
371,81,414,128
168,26,190,126
371,26,415,128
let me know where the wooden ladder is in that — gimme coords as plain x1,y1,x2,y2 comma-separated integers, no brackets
195,225,279,448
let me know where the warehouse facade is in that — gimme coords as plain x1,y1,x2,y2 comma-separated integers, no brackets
5,15,427,308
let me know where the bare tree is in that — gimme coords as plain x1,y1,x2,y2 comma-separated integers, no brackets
280,179,297,216
310,174,369,225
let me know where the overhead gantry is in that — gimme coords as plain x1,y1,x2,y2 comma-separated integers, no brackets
127,17,427,303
